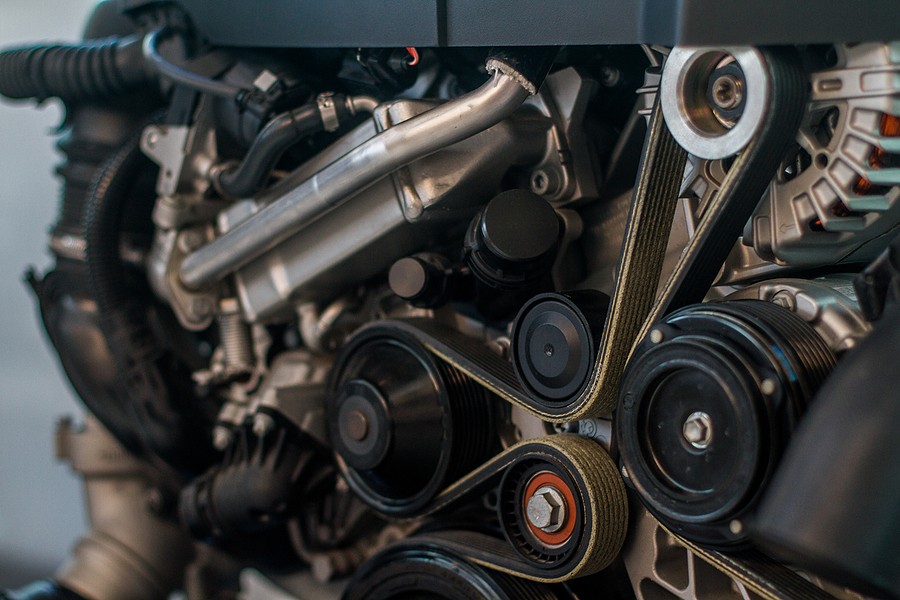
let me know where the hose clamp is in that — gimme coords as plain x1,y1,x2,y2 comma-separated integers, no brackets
317,92,341,132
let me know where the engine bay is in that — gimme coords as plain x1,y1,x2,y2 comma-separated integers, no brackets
1,2,899,599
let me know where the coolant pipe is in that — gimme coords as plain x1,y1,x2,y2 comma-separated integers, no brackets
179,48,557,289
213,93,379,199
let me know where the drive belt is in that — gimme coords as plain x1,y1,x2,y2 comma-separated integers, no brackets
360,97,689,424
408,433,627,583
638,47,809,335
345,47,815,594
366,317,835,596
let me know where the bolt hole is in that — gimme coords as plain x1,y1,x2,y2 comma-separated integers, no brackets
815,153,829,169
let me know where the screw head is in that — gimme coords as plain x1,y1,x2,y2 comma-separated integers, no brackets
526,485,567,533
649,328,665,344
682,411,713,449
145,129,159,149
711,74,744,111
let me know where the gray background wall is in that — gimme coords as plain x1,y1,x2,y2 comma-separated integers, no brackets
0,0,98,586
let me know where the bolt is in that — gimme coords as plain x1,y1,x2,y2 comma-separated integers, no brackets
711,74,744,111
212,426,232,450
729,519,744,535
345,409,369,441
526,485,567,533
600,65,621,87
145,129,159,149
760,378,777,396
682,411,713,449
649,328,665,344
771,290,795,311
530,168,561,196
252,413,275,437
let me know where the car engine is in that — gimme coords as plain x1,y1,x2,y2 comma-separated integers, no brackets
1,2,899,599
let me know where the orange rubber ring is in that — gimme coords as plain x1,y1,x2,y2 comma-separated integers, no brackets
522,470,578,546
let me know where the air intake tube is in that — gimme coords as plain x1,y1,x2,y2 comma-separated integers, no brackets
0,35,149,104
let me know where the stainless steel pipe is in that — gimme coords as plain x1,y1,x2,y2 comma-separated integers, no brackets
179,67,533,289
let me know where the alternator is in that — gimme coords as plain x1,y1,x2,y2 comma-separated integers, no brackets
749,42,900,266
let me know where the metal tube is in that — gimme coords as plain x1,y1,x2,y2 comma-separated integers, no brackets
179,68,532,289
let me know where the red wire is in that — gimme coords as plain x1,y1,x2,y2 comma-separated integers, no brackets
405,47,420,67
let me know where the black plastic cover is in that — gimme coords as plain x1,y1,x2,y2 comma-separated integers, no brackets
752,306,900,600
162,0,900,48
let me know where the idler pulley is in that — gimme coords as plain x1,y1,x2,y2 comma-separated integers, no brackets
512,291,609,404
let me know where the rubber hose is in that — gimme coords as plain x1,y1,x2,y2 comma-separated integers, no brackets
215,102,324,198
0,35,148,104
82,127,208,472
141,27,243,100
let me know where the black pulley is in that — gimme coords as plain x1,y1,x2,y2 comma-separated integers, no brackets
512,291,609,403
343,543,573,600
616,300,835,548
327,325,499,516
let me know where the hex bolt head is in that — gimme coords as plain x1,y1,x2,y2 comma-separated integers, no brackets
682,411,713,449
526,485,567,533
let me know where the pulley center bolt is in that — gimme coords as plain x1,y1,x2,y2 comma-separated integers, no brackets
345,409,369,441
711,74,743,111
525,485,567,533
682,411,713,449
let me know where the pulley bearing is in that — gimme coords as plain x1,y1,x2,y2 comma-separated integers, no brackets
661,46,770,159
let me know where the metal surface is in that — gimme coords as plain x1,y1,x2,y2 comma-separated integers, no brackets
179,68,533,289
749,42,900,268
54,417,194,600
661,47,770,160
622,507,762,600
227,99,546,321
682,411,712,450
725,276,871,353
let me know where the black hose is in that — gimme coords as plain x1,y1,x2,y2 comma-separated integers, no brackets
0,35,148,103
83,126,211,472
142,27,244,100
215,102,325,198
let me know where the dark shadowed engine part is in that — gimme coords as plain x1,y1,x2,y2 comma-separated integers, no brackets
617,300,835,548
752,304,900,600
327,325,500,516
180,416,323,540
464,189,562,319
344,544,574,600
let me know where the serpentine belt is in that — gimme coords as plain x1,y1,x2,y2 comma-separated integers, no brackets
352,47,831,598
